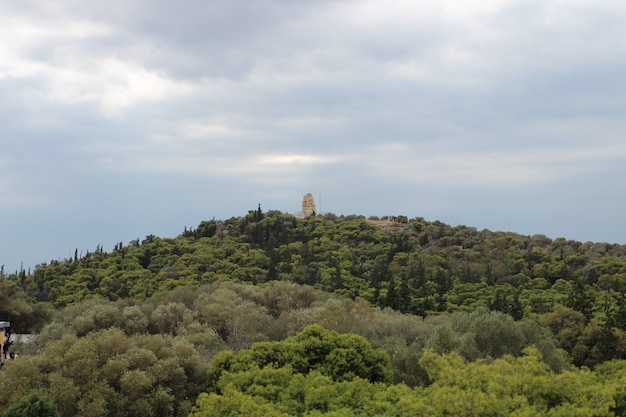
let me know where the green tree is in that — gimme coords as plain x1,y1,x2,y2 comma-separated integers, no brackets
566,277,594,321
2,391,59,417
0,329,207,417
206,324,392,394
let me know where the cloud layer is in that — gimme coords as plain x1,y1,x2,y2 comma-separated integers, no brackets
2,0,626,271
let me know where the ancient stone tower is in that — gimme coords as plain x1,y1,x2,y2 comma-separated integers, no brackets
302,193,316,216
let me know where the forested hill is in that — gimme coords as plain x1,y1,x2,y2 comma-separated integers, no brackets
4,209,626,364
5,209,626,416
15,209,626,315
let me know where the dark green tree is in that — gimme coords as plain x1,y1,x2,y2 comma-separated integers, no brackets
566,278,594,321
510,291,524,321
385,278,399,310
3,391,59,417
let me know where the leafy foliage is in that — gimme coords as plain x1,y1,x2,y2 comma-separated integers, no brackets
192,342,626,417
0,329,208,417
0,278,51,333
206,324,392,391
2,391,59,417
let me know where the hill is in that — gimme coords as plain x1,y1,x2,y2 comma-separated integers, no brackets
2,208,626,364
2,209,626,415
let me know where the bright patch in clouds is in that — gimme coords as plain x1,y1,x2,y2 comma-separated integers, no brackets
181,122,247,139
259,154,343,165
44,58,192,118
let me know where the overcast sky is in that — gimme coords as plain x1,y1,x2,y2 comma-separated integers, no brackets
2,0,626,273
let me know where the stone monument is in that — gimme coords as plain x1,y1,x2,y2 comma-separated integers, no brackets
302,193,316,217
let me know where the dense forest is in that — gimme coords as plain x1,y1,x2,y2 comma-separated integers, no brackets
2,208,626,416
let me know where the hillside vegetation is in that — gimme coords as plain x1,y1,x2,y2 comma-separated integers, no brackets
2,209,626,416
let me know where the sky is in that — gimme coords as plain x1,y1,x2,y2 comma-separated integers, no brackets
2,0,626,273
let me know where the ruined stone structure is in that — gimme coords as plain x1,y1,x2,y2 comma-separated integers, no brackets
301,193,316,217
